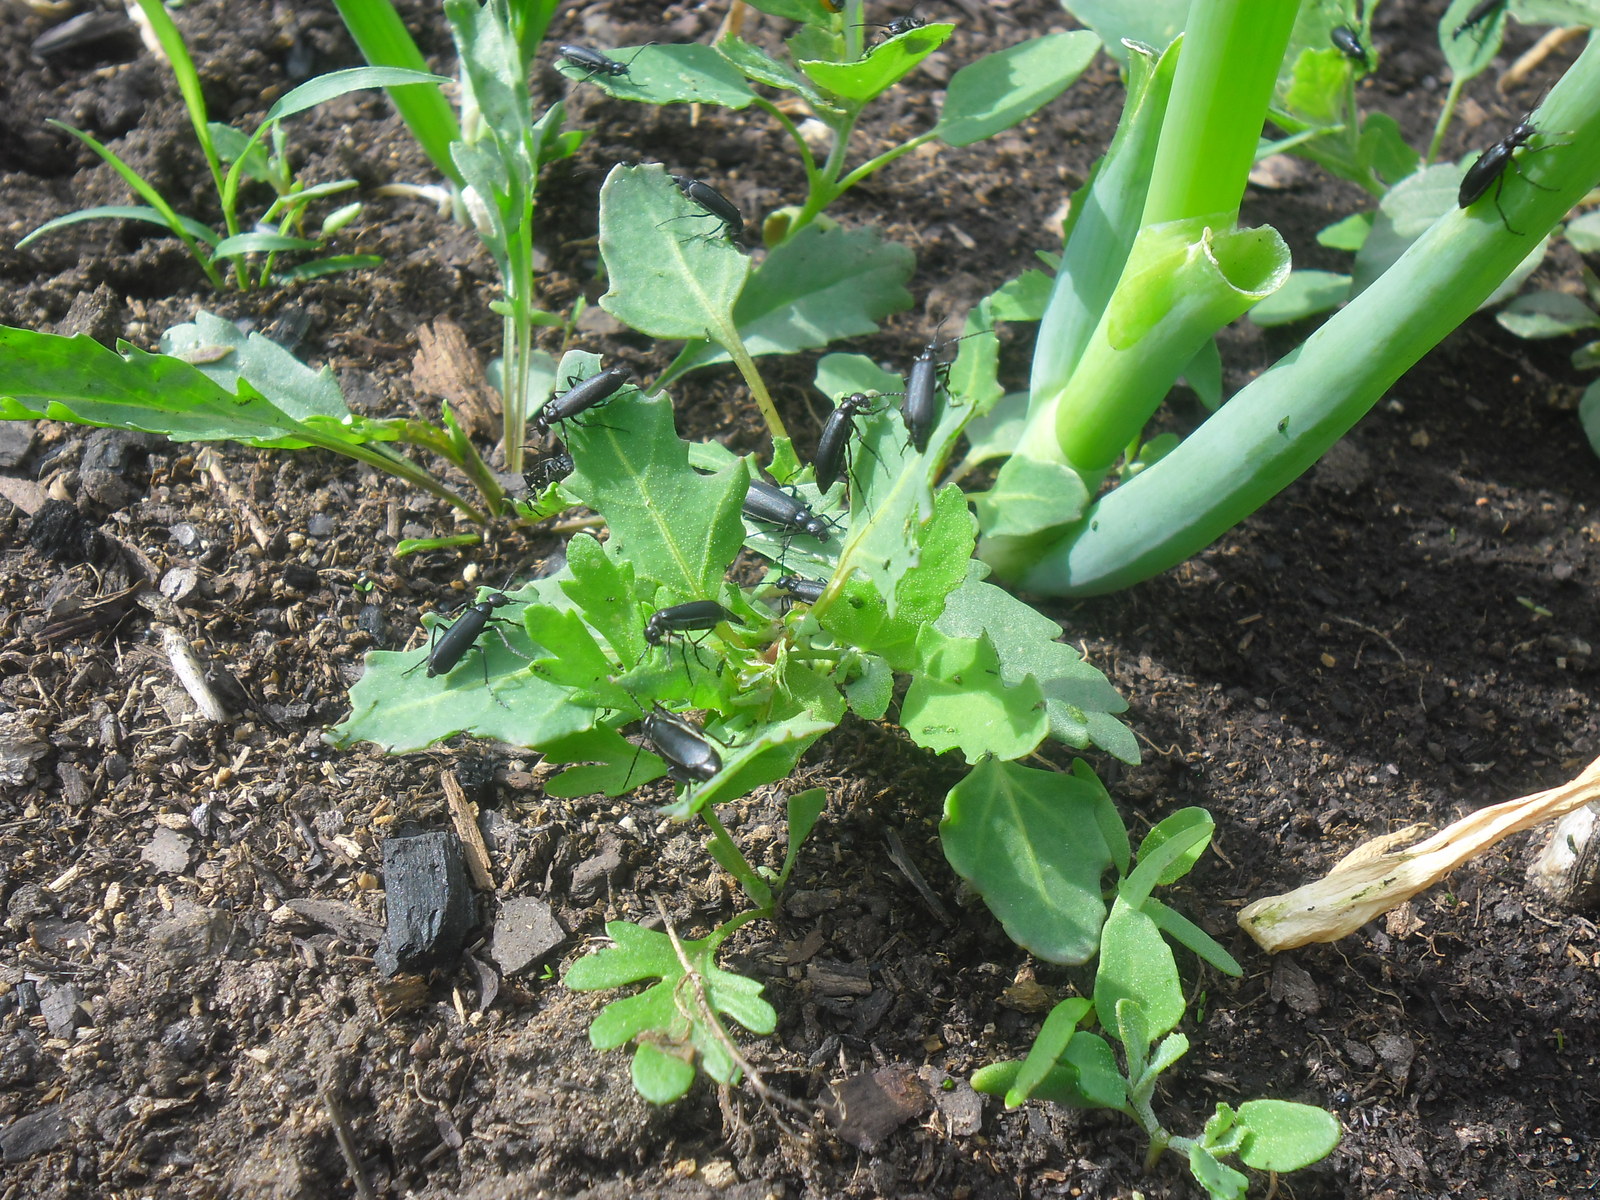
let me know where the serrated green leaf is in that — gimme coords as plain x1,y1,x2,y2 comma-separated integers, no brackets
799,23,953,103
1236,1099,1343,1170
1096,899,1184,1039
558,43,757,108
558,532,647,666
935,568,1135,762
939,758,1113,964
935,32,1099,146
664,222,915,376
558,366,746,598
599,165,751,341
716,34,824,103
902,627,1048,761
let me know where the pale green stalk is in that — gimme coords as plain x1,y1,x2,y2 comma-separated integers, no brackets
1017,34,1600,596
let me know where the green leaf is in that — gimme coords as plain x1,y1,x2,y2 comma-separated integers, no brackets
558,363,747,598
961,391,1028,467
556,532,648,668
1441,0,1507,76
1360,113,1419,186
161,310,352,423
598,165,751,341
1581,379,1600,458
263,66,451,127
1496,289,1600,338
939,758,1114,964
1060,0,1186,58
272,254,384,282
631,1041,696,1103
778,787,828,889
1135,807,1214,889
1146,1030,1190,1085
840,653,893,719
1144,897,1243,976
1096,899,1184,1039
213,232,323,257
1006,997,1091,1105
1187,1144,1249,1200
935,32,1099,146
1280,46,1347,125
1236,1099,1343,1170
1566,208,1600,253
0,327,371,450
663,222,915,376
902,627,1049,761
934,567,1135,761
558,43,757,108
798,23,954,103
566,920,777,1102
1248,269,1350,326
972,1034,1128,1111
716,34,824,104
989,270,1054,321
973,456,1090,538
657,696,840,820
17,204,222,250
1316,211,1372,251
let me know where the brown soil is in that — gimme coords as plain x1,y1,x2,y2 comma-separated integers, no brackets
3,2,1598,1198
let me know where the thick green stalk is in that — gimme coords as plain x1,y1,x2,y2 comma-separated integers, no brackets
1010,0,1298,478
1017,34,1600,597
1141,0,1301,226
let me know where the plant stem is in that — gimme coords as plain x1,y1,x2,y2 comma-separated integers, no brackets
1141,0,1302,226
1016,33,1600,596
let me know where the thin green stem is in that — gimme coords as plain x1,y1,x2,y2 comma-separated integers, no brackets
700,806,772,913
752,98,820,183
1426,76,1466,164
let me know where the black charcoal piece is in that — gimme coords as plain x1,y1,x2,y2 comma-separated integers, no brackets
26,500,102,563
374,830,476,977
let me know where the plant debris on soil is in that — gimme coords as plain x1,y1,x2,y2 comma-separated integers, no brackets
3,2,1599,1198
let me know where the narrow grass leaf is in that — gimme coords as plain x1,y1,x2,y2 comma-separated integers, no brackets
935,569,1135,761
17,205,221,249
